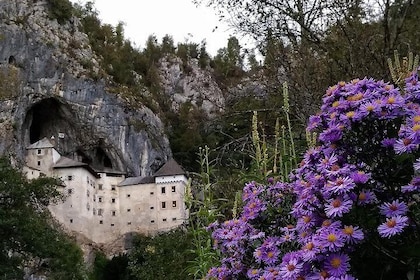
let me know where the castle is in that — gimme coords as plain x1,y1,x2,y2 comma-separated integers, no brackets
23,138,189,245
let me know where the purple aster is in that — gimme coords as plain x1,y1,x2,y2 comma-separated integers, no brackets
350,170,370,184
324,253,350,277
394,138,418,154
324,196,353,218
319,123,343,143
359,101,381,117
377,215,409,238
246,268,261,279
279,252,304,279
342,225,364,244
402,176,420,193
308,114,322,131
353,189,377,205
379,200,408,217
326,176,356,195
414,158,420,172
381,137,397,148
316,226,345,252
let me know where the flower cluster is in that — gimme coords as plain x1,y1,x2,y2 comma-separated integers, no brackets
207,71,420,279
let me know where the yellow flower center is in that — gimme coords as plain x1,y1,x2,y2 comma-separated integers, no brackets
332,101,340,107
267,251,274,258
387,219,397,228
413,124,420,131
330,257,342,268
387,96,395,104
305,242,314,250
343,226,354,235
327,233,337,242
366,105,374,111
414,115,420,123
359,192,367,201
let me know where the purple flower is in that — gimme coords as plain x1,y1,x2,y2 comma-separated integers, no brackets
326,177,356,195
316,226,345,252
350,170,370,184
342,225,364,244
402,176,420,193
394,138,418,154
324,253,350,277
377,215,409,238
324,196,353,218
353,189,377,205
379,200,408,217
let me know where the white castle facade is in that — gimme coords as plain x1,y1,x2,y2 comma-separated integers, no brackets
23,138,189,244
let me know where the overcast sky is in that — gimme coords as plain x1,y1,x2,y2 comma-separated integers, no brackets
70,0,236,56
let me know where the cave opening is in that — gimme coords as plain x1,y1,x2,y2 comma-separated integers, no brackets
28,98,68,144
24,98,118,171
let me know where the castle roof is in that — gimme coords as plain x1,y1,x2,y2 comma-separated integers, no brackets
26,137,54,149
154,159,185,177
53,156,100,178
118,176,155,186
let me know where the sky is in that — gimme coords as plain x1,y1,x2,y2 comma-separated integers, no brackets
69,0,237,56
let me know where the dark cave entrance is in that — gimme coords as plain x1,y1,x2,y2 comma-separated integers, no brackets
28,98,73,144
24,98,118,171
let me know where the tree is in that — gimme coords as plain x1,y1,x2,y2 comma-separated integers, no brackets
0,158,85,279
195,0,419,126
129,229,194,280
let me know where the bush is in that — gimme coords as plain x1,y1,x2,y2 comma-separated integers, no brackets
207,70,420,279
47,0,74,24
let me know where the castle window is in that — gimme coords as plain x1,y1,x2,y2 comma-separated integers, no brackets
151,220,155,223
150,206,154,210
127,194,131,198
150,192,154,195
98,184,103,190
98,197,103,203
37,161,41,166
111,198,116,203
163,218,167,222
67,175,73,181
98,209,103,216
172,201,177,208
99,220,103,224
161,187,166,194
161,202,166,209
172,217,177,221
127,208,131,212
172,186,176,192
86,190,90,197
112,211,116,216
68,189,73,194
93,208,96,215
70,219,73,223
111,223,115,227
37,149,42,155
111,185,116,191
127,222,131,225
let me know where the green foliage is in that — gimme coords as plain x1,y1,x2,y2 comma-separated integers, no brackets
128,229,194,280
90,252,132,280
0,157,86,279
46,0,74,24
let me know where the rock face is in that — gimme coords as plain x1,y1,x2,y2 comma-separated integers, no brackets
159,56,225,117
0,0,171,175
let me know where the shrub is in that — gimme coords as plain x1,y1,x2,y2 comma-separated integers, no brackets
207,70,420,279
46,0,74,24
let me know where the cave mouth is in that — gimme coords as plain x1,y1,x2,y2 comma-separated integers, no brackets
25,97,117,171
28,98,73,144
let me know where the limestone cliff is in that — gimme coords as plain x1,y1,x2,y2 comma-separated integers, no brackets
0,0,171,175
